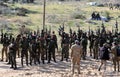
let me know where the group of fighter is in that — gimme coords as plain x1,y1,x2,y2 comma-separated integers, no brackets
0,24,120,71
0,28,59,69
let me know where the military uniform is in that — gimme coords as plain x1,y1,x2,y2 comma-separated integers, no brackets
9,39,17,69
81,34,88,60
1,35,10,62
21,36,29,66
89,33,95,56
93,37,99,59
48,39,57,63
39,36,45,64
47,31,58,63
15,34,21,58
30,40,36,65
35,40,41,64
61,34,69,61
45,33,51,60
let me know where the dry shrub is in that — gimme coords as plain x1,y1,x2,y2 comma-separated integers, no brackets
46,14,67,24
12,18,32,26
70,8,86,20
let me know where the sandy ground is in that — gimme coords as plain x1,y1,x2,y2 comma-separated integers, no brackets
0,55,120,77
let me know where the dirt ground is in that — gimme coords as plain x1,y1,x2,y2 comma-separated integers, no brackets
0,54,120,77
0,42,120,77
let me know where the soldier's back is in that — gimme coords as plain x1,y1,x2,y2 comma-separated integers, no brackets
71,44,82,57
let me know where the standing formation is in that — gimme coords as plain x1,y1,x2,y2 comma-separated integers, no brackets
0,24,120,73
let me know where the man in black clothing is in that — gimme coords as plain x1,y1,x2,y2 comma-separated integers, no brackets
91,12,96,20
45,33,51,60
9,38,17,70
89,31,95,57
96,13,101,20
1,33,10,62
48,37,58,63
61,33,70,62
81,33,88,60
21,36,29,67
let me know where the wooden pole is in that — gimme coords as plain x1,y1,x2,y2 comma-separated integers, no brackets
43,0,46,32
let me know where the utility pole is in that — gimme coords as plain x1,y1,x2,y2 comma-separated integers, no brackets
43,0,46,32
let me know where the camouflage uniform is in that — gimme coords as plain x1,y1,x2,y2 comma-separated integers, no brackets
39,36,46,64
48,38,57,63
61,34,69,61
93,37,99,59
15,34,21,58
89,33,94,56
45,33,51,60
1,34,10,62
30,39,40,65
21,36,29,66
9,39,17,69
81,33,88,60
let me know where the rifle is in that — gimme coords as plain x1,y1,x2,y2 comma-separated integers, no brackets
69,27,72,34
62,22,64,31
97,26,100,35
41,29,44,37
112,25,114,34
36,26,40,35
78,25,80,32
101,21,105,34
115,18,118,33
1,29,3,36
49,25,51,34
88,26,91,35
46,28,48,33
